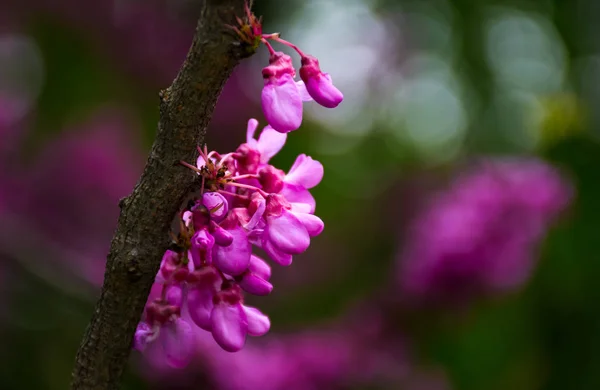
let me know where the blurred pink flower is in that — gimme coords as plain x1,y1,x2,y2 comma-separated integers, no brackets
136,308,450,390
398,158,572,304
16,108,144,285
8,0,193,87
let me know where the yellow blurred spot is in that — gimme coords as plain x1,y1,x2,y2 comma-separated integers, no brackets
534,93,587,147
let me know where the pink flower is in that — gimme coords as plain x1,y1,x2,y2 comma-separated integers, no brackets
188,228,216,267
258,164,286,193
210,287,271,352
248,254,272,279
257,153,324,214
260,194,324,261
202,192,229,222
243,305,271,336
237,255,273,296
234,118,287,176
159,250,191,283
134,317,194,369
285,154,324,189
211,299,248,352
238,272,273,296
210,221,235,247
135,114,324,357
261,52,309,133
212,225,252,276
280,154,324,214
398,158,572,304
19,109,143,285
245,118,287,165
134,284,194,368
187,265,221,331
300,54,343,108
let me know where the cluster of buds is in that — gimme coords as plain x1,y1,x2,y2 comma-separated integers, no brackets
230,2,344,133
134,3,341,365
134,119,325,363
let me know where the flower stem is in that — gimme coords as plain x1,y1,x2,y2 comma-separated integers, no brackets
272,36,306,57
261,38,276,55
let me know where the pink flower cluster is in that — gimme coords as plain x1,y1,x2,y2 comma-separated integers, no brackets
260,45,343,133
230,3,343,133
134,3,341,365
134,119,325,363
398,158,572,304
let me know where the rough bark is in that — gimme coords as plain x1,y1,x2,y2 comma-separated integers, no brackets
70,1,253,388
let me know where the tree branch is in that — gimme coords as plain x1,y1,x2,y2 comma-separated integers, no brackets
70,1,253,388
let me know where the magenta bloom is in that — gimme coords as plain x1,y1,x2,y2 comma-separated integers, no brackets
284,154,324,189
399,158,572,304
252,194,324,265
187,265,221,331
300,54,344,108
18,109,143,285
210,287,271,352
201,310,446,390
210,298,248,352
258,153,324,214
235,118,287,174
261,52,309,133
202,192,229,221
212,224,252,276
281,153,324,214
135,117,324,359
134,317,194,369
238,254,273,296
134,284,194,368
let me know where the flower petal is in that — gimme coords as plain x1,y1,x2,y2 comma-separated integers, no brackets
192,229,215,251
245,196,266,230
213,226,251,275
247,228,264,246
285,154,324,189
134,322,155,351
262,235,293,266
187,286,215,331
243,306,271,336
239,272,273,296
290,201,313,214
211,303,248,352
261,74,303,133
281,184,316,214
202,192,228,221
249,254,271,280
182,211,192,226
267,211,310,254
165,284,183,306
257,125,287,163
161,318,193,368
295,79,313,102
211,223,234,247
306,73,343,108
291,212,324,237
246,118,259,145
